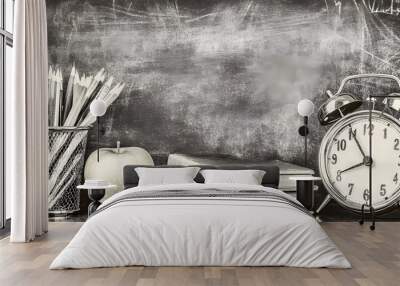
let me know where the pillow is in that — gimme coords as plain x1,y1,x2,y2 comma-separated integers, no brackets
135,167,201,186
200,169,266,185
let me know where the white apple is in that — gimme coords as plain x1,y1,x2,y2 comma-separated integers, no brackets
84,145,154,200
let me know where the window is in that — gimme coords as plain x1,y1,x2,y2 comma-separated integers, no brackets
1,0,14,229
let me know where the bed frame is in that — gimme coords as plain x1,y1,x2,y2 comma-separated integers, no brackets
123,165,280,189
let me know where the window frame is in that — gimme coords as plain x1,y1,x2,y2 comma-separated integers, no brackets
1,0,14,229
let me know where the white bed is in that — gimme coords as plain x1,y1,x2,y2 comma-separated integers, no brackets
50,183,350,269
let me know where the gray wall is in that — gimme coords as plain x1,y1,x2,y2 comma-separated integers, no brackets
47,0,400,218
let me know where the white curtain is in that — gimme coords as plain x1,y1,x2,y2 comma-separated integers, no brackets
8,0,49,242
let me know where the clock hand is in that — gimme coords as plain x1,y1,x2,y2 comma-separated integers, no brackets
338,162,365,174
350,128,366,158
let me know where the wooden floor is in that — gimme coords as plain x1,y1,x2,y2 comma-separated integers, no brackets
0,222,399,286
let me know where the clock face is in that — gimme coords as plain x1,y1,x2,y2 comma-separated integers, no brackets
319,110,400,212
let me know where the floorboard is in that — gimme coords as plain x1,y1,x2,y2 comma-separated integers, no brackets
0,222,399,286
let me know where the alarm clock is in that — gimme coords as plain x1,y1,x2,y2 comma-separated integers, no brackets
319,110,400,213
316,74,400,231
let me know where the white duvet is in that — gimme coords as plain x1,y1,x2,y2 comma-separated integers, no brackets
50,183,350,269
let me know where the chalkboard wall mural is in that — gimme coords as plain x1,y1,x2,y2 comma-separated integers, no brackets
46,0,400,173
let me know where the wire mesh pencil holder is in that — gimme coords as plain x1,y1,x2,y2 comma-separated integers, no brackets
48,126,90,216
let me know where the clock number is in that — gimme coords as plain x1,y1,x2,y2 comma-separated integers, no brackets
363,189,370,203
336,139,347,151
384,128,387,139
336,170,342,182
380,184,386,196
394,173,398,184
331,154,337,165
363,123,374,136
349,128,356,140
394,139,400,150
348,183,354,195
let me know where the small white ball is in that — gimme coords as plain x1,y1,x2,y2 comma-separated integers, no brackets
297,99,314,117
90,99,107,117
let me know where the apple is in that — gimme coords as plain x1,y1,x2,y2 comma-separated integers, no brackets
84,145,154,200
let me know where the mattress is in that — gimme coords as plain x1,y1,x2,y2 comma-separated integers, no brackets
50,183,350,269
167,154,315,192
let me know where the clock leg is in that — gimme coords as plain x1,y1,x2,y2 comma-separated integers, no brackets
315,195,331,221
370,206,376,231
359,204,366,225
360,204,376,230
